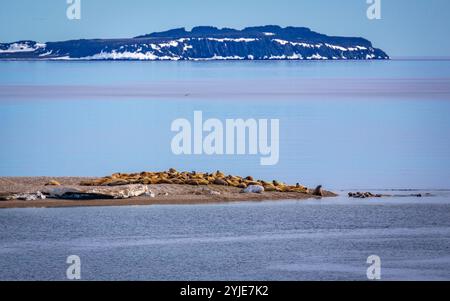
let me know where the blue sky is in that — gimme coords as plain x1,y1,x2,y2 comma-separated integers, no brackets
1,0,449,57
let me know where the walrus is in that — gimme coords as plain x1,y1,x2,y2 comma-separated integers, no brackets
225,179,234,186
45,180,61,186
214,170,225,178
262,184,277,191
241,185,264,194
228,181,241,187
197,179,209,185
213,178,228,186
171,179,185,185
128,178,142,184
228,175,240,181
157,179,173,184
80,180,96,186
104,179,130,186
186,179,200,186
140,177,152,185
277,185,291,192
246,181,261,186
191,174,205,180
97,178,112,185
312,185,323,196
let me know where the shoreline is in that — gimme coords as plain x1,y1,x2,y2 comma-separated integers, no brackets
0,176,336,209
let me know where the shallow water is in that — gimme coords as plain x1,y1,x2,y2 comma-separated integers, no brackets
0,194,449,280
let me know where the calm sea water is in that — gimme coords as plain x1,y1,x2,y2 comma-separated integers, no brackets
0,60,449,280
0,195,449,280
0,60,450,189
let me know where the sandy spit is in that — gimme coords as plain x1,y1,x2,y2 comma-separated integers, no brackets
0,177,337,209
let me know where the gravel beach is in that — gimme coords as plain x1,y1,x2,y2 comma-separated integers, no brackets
0,177,337,209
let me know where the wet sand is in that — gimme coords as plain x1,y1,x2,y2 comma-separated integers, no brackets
0,177,337,209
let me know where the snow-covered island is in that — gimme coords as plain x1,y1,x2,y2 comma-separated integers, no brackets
0,25,389,61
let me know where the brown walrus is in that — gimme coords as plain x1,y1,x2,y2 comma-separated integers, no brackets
186,179,200,186
213,178,228,186
312,185,323,196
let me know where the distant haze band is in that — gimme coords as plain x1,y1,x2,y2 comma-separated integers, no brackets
1,78,449,100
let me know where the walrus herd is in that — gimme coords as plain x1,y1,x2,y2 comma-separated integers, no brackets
79,169,309,193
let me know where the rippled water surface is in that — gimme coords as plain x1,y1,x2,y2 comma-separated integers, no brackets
1,194,449,280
